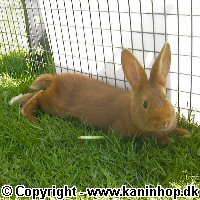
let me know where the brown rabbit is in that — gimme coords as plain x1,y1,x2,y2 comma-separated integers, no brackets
9,42,191,144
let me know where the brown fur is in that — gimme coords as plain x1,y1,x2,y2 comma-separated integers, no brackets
31,74,54,90
10,43,191,144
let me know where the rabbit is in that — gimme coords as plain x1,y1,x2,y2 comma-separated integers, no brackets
9,42,191,144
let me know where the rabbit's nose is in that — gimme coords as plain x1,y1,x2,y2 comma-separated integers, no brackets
162,121,171,129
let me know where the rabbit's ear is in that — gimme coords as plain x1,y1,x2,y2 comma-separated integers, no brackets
150,42,171,88
122,49,147,91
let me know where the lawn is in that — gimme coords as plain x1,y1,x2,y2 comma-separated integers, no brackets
0,50,200,198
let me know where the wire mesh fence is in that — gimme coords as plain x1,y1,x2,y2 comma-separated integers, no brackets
1,0,200,123
0,0,27,52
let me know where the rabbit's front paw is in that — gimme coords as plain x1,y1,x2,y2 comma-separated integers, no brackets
175,127,192,137
156,134,174,144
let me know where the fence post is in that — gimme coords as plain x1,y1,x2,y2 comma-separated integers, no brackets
21,0,32,50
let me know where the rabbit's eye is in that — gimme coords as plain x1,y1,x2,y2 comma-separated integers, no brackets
143,100,148,109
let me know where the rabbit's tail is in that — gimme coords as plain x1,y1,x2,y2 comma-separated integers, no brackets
30,74,54,90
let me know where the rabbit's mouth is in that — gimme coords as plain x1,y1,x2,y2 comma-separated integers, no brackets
160,121,174,131
147,111,177,132
160,127,173,132
144,117,177,132
157,118,177,132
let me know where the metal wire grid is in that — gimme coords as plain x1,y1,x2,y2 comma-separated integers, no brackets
0,0,52,74
1,0,200,122
0,1,27,51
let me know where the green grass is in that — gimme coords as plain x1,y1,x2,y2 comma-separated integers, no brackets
0,52,200,199
0,47,55,79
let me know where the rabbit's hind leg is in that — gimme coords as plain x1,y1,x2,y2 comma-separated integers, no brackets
21,90,43,123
